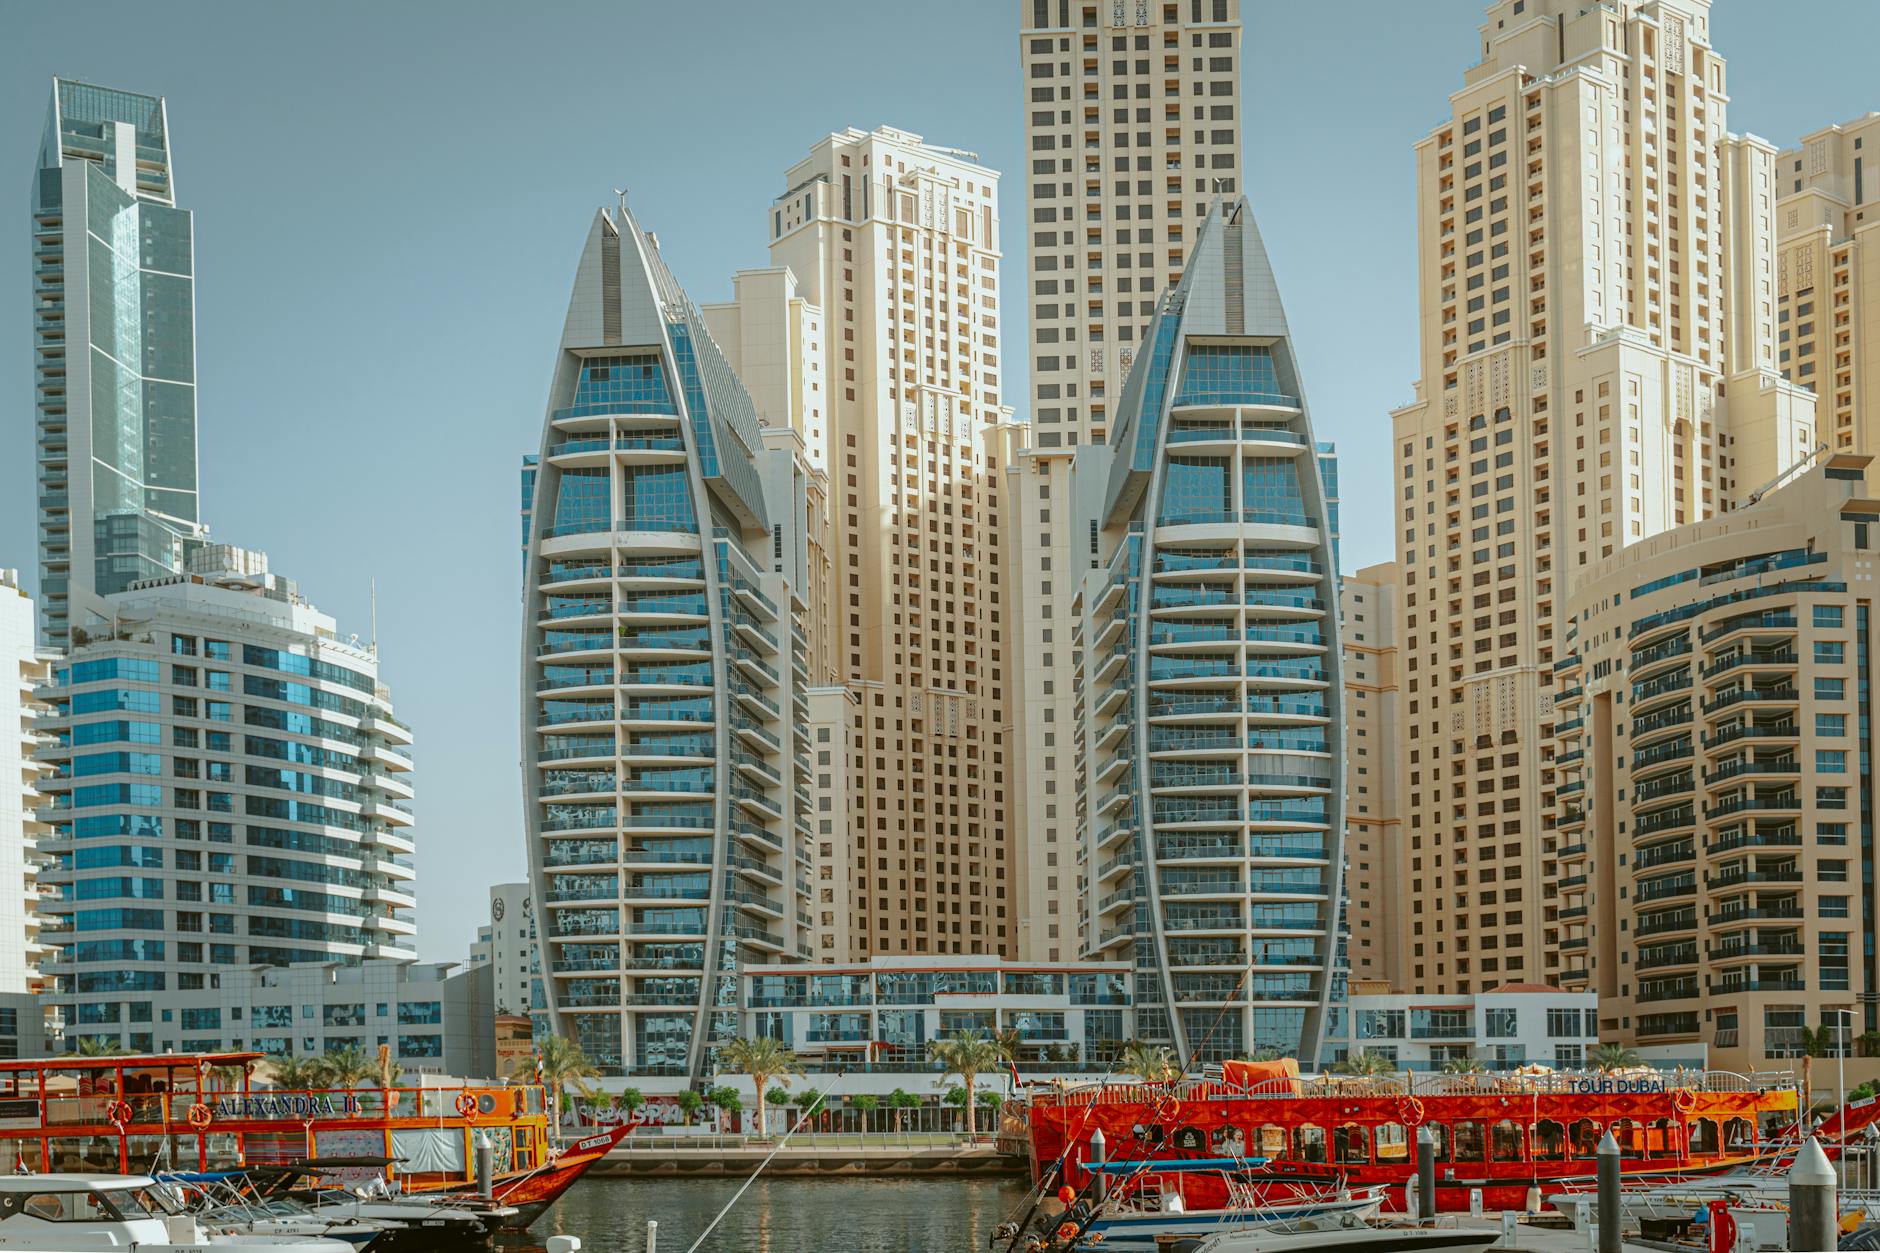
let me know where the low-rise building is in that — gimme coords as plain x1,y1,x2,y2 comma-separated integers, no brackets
742,955,1134,1073
1335,982,1607,1072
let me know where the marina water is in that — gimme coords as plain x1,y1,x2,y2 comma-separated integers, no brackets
515,1176,1032,1253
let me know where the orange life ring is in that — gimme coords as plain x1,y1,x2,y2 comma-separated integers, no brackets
107,1101,133,1126
455,1092,478,1119
186,1103,212,1129
1057,1222,1080,1241
1397,1096,1427,1127
1673,1087,1697,1114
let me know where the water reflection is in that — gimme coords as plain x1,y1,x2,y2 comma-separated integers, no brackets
507,1176,1032,1253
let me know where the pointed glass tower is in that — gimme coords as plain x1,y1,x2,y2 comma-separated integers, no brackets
520,204,810,1080
1084,197,1347,1065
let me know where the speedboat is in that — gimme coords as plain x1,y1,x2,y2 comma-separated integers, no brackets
0,1173,356,1251
1069,1158,1388,1250
1183,1212,1505,1252
157,1172,387,1249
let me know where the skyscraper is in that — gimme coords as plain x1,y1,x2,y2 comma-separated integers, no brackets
1339,563,1404,988
33,80,202,649
35,545,419,1052
1386,0,1815,994
1075,197,1345,1064
520,202,816,1079
762,127,1016,959
1774,113,1879,464
1016,0,1244,960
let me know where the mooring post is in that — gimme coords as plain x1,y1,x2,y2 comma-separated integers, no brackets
1087,1127,1108,1204
474,1131,494,1199
1416,1126,1437,1222
1596,1130,1621,1253
1789,1135,1837,1252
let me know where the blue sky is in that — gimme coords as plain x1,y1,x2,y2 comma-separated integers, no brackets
3,0,1873,963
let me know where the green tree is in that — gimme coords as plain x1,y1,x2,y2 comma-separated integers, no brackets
673,1089,704,1125
313,1046,377,1089
1441,1056,1487,1075
1117,1041,1179,1083
794,1087,824,1112
208,1064,248,1093
977,1090,1005,1109
260,1055,324,1091
512,1035,601,1139
717,1037,804,1139
706,1086,742,1114
887,1087,920,1131
850,1093,880,1132
1588,1044,1643,1074
74,1037,126,1057
1334,1049,1397,1078
927,1029,1011,1138
612,1088,645,1125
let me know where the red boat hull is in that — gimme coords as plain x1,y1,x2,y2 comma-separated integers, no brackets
425,1124,630,1228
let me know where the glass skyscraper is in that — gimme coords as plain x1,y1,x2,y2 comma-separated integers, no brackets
520,204,815,1080
33,79,201,649
1082,197,1347,1065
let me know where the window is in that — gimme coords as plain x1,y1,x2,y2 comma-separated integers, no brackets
1815,678,1845,700
1816,750,1848,774
1546,1008,1579,1038
1816,714,1847,737
1813,605,1844,628
1814,641,1846,665
1485,1007,1517,1038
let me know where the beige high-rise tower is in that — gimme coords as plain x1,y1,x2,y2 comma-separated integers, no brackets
1015,0,1243,960
764,126,1016,958
1341,562,1405,989
1387,0,1815,995
1774,114,1879,463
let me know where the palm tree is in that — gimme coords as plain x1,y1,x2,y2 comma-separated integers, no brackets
207,1065,248,1093
512,1035,600,1140
313,1046,377,1089
926,1030,1011,1138
1589,1044,1642,1074
717,1037,804,1139
1797,1025,1841,1123
1117,1041,1179,1084
1335,1049,1398,1078
74,1037,126,1057
259,1055,324,1091
1441,1056,1487,1076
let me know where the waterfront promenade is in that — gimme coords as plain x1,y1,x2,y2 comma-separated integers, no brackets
593,1131,1024,1177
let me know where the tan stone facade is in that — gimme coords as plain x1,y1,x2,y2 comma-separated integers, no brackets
1388,0,1815,995
1556,455,1880,1080
1016,0,1243,961
764,127,1016,958
1775,114,1880,466
1341,562,1405,988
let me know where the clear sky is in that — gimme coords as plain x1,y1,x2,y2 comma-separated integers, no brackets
4,0,1874,964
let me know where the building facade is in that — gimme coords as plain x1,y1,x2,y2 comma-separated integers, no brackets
763,126,1017,960
742,955,1133,1073
1775,113,1879,462
1,573,56,1058
1075,198,1346,1064
1014,0,1245,963
1556,454,1880,1077
1341,563,1405,988
1387,0,1816,996
519,202,817,1080
1337,982,1604,1072
34,546,418,1051
476,881,543,1036
34,80,203,649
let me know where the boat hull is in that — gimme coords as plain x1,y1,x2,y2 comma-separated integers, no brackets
423,1125,630,1229
1083,1190,1385,1250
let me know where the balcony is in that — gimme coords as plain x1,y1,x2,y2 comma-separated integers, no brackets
1703,686,1798,715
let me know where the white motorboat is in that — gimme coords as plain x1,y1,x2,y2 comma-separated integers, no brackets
1066,1159,1387,1250
0,1172,356,1251
1185,1212,1504,1252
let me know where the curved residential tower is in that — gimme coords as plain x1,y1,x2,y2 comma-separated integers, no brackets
521,205,811,1080
1081,198,1346,1065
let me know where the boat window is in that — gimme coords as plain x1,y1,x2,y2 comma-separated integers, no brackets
1609,1118,1642,1158
104,1187,178,1217
1254,1124,1286,1157
1689,1117,1720,1155
1293,1123,1327,1164
1531,1119,1567,1160
1646,1117,1679,1159
1722,1117,1754,1151
13,1191,115,1222
1422,1122,1450,1161
1489,1119,1522,1162
1333,1123,1369,1164
1452,1121,1486,1162
1374,1121,1409,1162
1568,1118,1599,1158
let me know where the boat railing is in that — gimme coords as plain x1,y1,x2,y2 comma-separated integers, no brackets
1028,1067,1796,1107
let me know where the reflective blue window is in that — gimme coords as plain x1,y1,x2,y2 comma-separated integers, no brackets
568,355,672,416
1158,457,1231,525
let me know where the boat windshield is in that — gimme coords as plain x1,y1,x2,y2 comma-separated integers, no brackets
101,1187,181,1218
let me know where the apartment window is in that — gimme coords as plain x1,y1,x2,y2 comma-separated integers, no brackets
1816,714,1847,737
1815,678,1846,700
1546,1008,1579,1038
1813,605,1844,629
1814,640,1846,665
1816,750,1848,774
